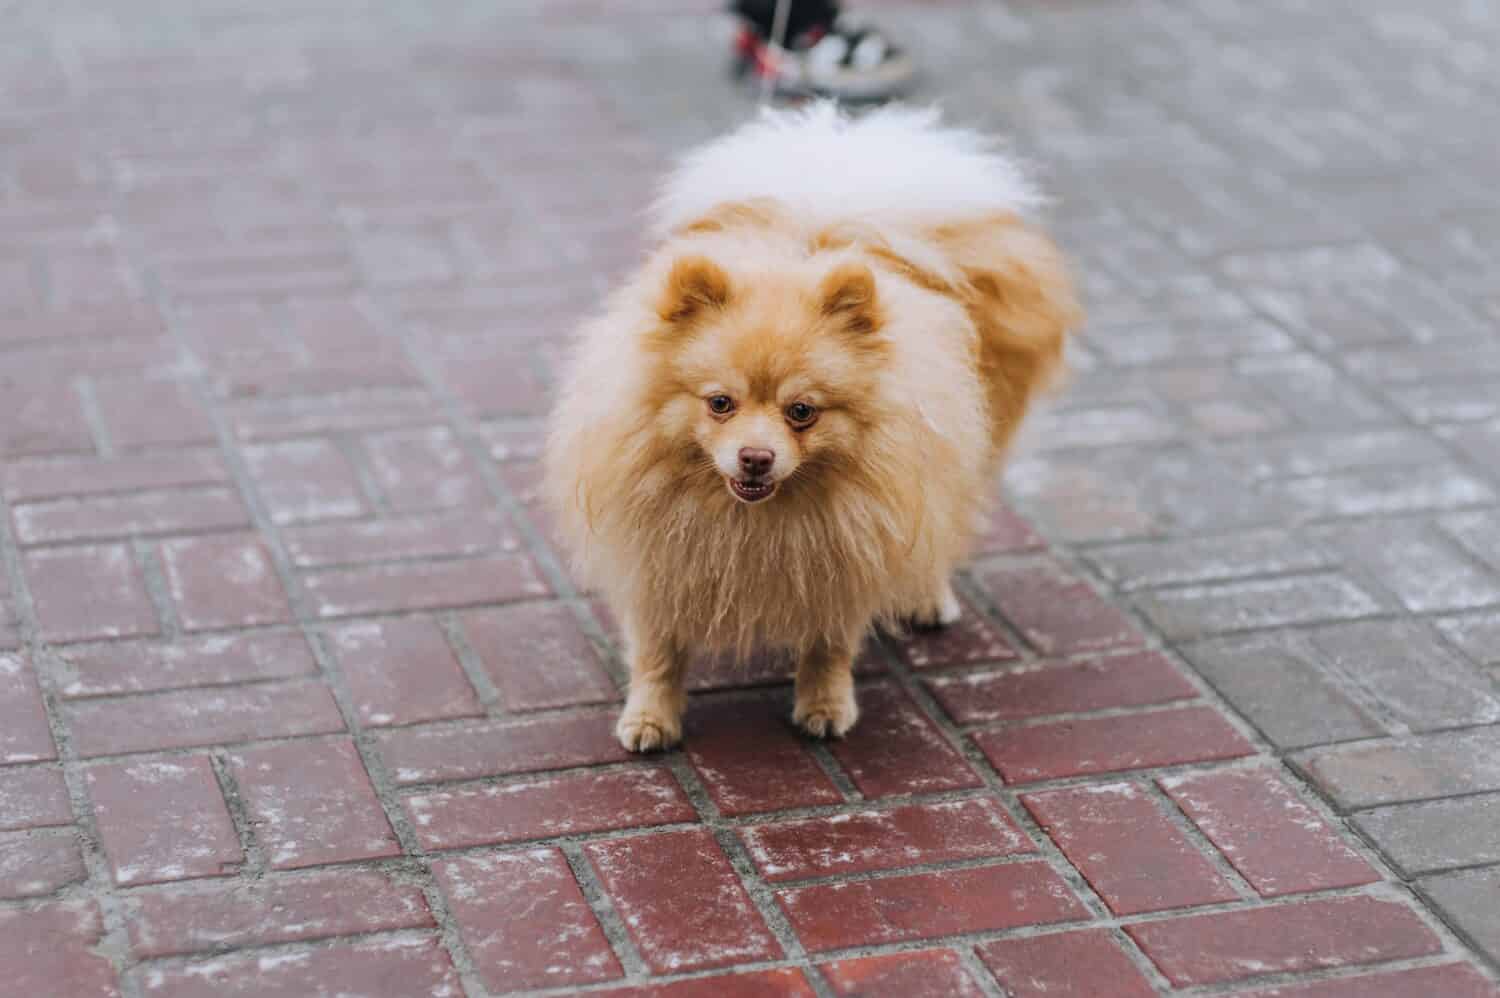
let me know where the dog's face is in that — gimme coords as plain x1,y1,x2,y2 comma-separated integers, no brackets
646,254,889,505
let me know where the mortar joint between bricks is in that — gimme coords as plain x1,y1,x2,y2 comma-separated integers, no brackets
949,945,1013,998
802,740,863,802
207,749,268,877
73,375,116,459
1144,776,1261,902
570,597,632,690
131,538,181,641
954,697,1239,737
948,569,1041,665
1409,874,1500,980
334,432,392,517
0,460,143,994
969,754,1284,800
559,841,650,979
744,852,1071,893
1104,923,1176,995
124,927,444,975
713,826,815,964
435,610,508,716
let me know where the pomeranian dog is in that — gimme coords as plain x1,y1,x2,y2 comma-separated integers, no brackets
545,104,1081,751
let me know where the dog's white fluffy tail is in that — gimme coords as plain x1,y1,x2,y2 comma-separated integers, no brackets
651,102,1041,238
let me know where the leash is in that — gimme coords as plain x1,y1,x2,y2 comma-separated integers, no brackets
760,0,793,104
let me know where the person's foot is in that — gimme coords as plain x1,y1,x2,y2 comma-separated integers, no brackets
732,15,916,101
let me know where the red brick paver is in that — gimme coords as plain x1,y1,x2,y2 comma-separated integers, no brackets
26,543,159,642
85,756,243,886
1159,768,1379,896
978,929,1159,998
55,631,318,697
405,766,694,849
588,829,783,973
226,738,400,870
1023,782,1241,914
137,935,460,998
822,949,987,997
374,708,630,783
927,648,1196,722
825,681,983,796
0,654,55,762
685,694,845,815
13,485,248,544
593,969,817,998
159,532,291,630
741,798,1032,881
0,766,72,829
778,861,1085,951
1234,963,1500,998
66,680,345,757
0,903,117,998
329,617,484,727
0,832,87,898
976,704,1255,782
1126,896,1442,987
129,870,434,958
434,848,621,992
0,1,1495,995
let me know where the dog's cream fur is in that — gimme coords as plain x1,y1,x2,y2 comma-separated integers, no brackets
545,103,1081,751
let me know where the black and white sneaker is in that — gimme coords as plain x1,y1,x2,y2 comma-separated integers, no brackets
733,15,917,102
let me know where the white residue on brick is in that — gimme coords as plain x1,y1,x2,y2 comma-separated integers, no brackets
256,951,311,973
1068,781,1140,798
124,760,192,783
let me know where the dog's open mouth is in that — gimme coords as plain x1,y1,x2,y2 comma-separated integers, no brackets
727,477,777,503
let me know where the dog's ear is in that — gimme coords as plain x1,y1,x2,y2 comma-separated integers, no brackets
819,263,881,335
658,255,731,324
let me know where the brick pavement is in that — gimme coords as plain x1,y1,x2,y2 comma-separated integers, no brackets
1,0,1498,995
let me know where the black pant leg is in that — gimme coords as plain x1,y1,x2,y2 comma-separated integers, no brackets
730,0,842,39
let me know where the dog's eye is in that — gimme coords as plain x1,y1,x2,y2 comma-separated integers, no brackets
786,401,817,427
707,394,735,415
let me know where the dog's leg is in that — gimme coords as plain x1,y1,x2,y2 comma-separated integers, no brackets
615,627,688,752
793,633,859,738
907,575,963,631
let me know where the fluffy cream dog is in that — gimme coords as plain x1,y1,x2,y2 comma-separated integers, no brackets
545,104,1081,751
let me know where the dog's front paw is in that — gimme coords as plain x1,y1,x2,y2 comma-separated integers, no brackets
907,585,962,632
615,706,682,753
793,689,859,739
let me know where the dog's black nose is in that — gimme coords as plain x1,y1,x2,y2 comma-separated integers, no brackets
738,447,774,477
